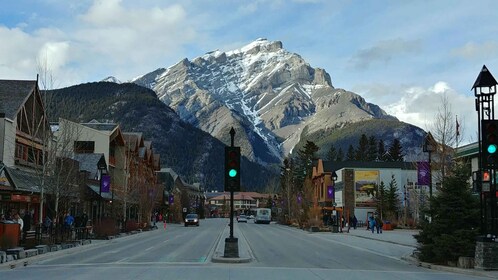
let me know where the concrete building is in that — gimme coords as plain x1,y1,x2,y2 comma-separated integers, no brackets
313,160,431,226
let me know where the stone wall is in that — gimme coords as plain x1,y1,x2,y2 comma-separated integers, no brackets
475,240,498,270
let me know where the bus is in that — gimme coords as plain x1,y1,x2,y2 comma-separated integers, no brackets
254,208,271,224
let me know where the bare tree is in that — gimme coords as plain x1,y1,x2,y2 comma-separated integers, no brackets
426,93,460,186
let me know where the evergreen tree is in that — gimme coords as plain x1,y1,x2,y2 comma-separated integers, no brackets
326,145,337,161
295,141,320,189
385,175,400,220
375,181,387,219
346,144,355,161
377,139,386,161
355,134,369,161
415,163,479,264
367,135,378,161
387,139,404,162
336,148,344,162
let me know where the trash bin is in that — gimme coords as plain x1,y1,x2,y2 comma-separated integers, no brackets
0,222,20,249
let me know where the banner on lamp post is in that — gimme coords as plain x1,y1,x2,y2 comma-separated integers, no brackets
417,161,430,186
100,175,111,193
327,186,334,199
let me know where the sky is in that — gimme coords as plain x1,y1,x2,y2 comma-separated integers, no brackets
1,0,498,146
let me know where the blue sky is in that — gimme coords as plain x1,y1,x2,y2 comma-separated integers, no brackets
1,0,498,145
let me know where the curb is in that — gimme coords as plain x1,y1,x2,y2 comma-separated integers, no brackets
401,254,498,279
346,233,417,248
211,254,252,264
0,227,159,270
210,223,253,264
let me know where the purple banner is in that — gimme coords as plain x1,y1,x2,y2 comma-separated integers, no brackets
169,195,174,204
327,186,334,199
417,161,430,186
101,175,111,193
297,194,302,204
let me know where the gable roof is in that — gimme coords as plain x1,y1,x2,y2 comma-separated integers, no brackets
0,79,37,120
122,132,143,152
81,119,118,131
72,153,106,179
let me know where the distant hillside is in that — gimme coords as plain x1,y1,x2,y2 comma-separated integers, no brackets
295,119,426,161
44,82,276,191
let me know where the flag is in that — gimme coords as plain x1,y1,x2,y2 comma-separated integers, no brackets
456,116,460,137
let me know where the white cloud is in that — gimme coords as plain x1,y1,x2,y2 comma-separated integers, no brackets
452,41,498,59
349,38,422,70
381,82,476,144
38,41,70,71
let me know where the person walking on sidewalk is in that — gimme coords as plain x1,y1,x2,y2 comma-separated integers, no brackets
352,215,358,230
375,216,383,234
368,214,375,233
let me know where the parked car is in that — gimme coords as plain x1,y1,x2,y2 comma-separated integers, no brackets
237,214,248,223
184,214,199,226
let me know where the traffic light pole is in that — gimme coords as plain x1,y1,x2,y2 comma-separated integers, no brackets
224,127,239,258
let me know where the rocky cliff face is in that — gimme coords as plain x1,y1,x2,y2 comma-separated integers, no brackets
133,38,422,165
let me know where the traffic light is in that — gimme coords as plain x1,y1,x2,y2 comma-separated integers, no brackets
482,120,498,169
225,146,240,192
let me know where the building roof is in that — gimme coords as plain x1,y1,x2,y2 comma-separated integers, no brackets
455,142,478,158
72,153,106,179
4,166,42,193
122,132,143,152
209,193,256,201
0,79,37,119
87,183,114,200
81,119,118,131
321,160,418,172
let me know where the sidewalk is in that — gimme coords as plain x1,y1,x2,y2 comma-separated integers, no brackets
344,226,418,247
342,226,498,279
211,221,253,263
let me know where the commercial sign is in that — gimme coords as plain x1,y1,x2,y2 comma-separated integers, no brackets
355,170,379,207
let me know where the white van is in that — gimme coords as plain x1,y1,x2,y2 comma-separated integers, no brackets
254,208,271,224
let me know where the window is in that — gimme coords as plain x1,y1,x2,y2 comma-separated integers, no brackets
74,141,95,153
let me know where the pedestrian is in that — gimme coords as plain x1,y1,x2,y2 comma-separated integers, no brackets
22,210,32,233
375,216,383,234
64,212,74,230
81,212,88,228
14,213,24,231
352,215,358,230
368,214,375,233
44,216,52,233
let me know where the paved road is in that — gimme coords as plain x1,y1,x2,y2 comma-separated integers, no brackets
0,218,491,280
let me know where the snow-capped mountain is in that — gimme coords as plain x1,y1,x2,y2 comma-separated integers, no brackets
133,38,422,164
101,76,122,83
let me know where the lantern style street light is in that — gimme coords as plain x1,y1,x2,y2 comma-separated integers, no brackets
473,65,498,235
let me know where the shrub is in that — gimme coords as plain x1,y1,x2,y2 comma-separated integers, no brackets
93,218,119,238
125,219,139,232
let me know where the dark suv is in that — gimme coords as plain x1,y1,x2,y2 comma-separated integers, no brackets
184,213,199,226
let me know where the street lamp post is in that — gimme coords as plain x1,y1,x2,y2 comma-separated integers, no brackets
97,158,107,224
423,132,435,221
286,167,291,223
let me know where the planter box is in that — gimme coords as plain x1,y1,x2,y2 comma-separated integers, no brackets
383,223,393,231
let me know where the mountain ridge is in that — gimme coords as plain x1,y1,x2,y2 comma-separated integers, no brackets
132,38,421,164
